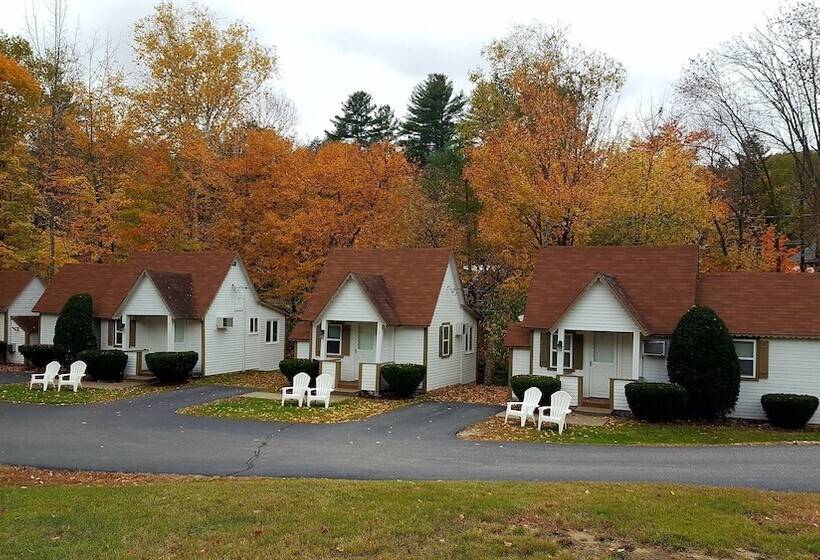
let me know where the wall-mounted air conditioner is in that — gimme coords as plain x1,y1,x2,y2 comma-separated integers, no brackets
216,317,234,329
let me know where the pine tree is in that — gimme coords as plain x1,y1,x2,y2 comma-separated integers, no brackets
369,104,398,143
325,91,397,146
53,293,98,363
400,73,466,164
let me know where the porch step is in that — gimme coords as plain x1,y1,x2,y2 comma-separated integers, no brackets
335,382,360,395
580,397,611,409
573,406,613,416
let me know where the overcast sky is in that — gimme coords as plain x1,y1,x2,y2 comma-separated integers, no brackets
2,0,779,143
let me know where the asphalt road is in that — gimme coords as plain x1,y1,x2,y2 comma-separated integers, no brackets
1,386,819,491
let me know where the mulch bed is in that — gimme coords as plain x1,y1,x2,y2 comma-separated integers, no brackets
425,383,509,405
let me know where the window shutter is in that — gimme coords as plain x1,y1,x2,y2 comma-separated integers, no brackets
447,325,453,357
315,325,322,357
539,331,550,368
756,339,769,379
438,325,444,358
572,333,583,371
341,324,351,356
107,320,114,347
129,319,137,348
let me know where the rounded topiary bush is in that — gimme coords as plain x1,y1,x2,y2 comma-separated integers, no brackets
380,363,425,398
19,344,59,368
53,293,98,364
77,349,128,382
625,382,688,422
278,358,320,383
761,394,819,429
145,351,198,383
510,375,561,406
667,305,741,419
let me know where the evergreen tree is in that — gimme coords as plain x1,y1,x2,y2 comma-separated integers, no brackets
325,91,396,146
400,73,466,164
53,293,98,363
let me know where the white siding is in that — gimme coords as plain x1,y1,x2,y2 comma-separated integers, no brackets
557,281,640,333
319,278,381,323
393,327,424,364
425,259,478,390
616,332,635,378
4,277,46,363
611,379,631,411
119,276,170,316
295,341,310,359
559,375,582,406
39,314,58,345
641,355,668,382
511,348,531,375
203,261,285,375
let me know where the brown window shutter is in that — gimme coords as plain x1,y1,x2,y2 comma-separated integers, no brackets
341,324,351,356
438,325,444,358
315,325,322,357
572,333,583,371
756,339,769,379
129,319,137,348
107,320,114,346
539,331,550,368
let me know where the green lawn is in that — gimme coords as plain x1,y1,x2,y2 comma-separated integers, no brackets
1,470,819,559
462,416,820,445
0,383,162,405
179,395,411,423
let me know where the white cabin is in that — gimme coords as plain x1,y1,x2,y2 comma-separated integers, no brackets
0,271,46,364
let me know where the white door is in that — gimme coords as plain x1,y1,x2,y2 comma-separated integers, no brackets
590,332,616,398
351,323,377,382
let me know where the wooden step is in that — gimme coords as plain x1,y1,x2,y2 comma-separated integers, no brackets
574,406,613,416
580,397,611,409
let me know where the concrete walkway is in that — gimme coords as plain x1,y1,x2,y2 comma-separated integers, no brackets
0,386,818,491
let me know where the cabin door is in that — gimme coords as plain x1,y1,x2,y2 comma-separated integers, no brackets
352,323,377,382
589,332,616,398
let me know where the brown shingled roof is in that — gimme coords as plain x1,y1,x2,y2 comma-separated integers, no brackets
291,248,454,341
503,323,531,348
521,245,699,335
145,270,195,319
0,271,38,311
696,272,820,338
33,251,237,319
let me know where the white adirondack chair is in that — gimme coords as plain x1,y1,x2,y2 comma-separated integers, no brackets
504,387,542,427
281,372,310,407
29,361,61,392
57,360,87,393
537,390,573,434
306,373,335,409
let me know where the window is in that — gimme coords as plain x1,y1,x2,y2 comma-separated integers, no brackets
217,316,234,329
265,320,278,343
358,323,376,351
248,317,259,335
642,339,667,357
734,339,756,378
464,324,474,353
326,323,342,355
114,318,124,347
174,320,185,343
440,323,453,358
550,331,573,369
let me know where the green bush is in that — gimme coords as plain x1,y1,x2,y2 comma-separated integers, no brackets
278,358,320,383
625,382,688,422
145,351,198,383
19,344,59,368
53,294,98,364
761,394,819,429
381,363,425,398
77,350,128,382
510,375,562,406
667,305,741,419
0,341,6,363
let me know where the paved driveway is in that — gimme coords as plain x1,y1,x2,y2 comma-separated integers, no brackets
1,386,819,491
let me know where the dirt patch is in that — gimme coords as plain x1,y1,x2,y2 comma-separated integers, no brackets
425,383,509,405
0,465,209,487
193,370,288,392
0,364,34,374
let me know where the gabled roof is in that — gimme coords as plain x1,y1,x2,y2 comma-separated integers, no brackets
696,272,820,338
33,251,238,319
521,246,699,336
503,323,531,348
0,271,39,311
291,248,455,340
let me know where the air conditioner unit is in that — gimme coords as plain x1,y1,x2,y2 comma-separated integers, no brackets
642,339,667,357
454,323,465,336
216,317,234,329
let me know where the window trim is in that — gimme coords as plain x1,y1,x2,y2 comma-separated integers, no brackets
441,323,453,358
265,320,279,344
550,331,573,370
464,324,474,354
113,318,125,348
733,338,757,379
325,322,343,356
248,317,259,335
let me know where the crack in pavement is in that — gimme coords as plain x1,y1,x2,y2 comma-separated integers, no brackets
227,424,293,476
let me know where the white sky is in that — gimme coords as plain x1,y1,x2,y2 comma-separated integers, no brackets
2,0,780,143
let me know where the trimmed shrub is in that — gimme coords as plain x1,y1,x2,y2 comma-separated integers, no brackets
761,394,819,429
667,305,741,419
53,294,97,363
510,375,561,406
381,363,425,398
77,350,128,382
19,344,59,368
278,359,320,383
145,351,198,383
0,341,6,363
625,382,688,422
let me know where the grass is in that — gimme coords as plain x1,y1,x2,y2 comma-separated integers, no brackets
1,466,819,559
461,416,820,446
0,383,163,405
178,395,412,423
